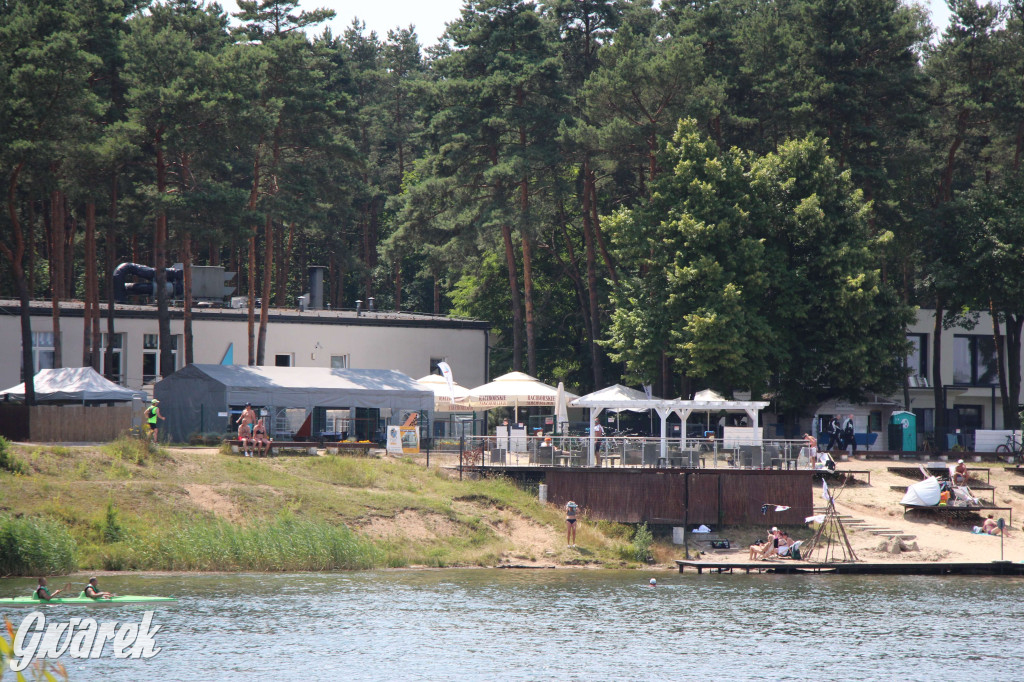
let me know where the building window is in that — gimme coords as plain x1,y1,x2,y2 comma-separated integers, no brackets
100,333,125,384
275,354,292,367
912,408,934,434
906,334,927,378
430,357,447,375
143,334,179,383
26,331,57,378
868,411,882,433
330,355,349,369
953,335,998,386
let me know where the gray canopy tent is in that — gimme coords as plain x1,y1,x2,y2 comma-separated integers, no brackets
154,365,433,443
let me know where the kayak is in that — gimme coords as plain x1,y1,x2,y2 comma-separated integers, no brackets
0,593,177,607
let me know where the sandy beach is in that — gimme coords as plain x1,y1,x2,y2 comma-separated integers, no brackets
708,457,1024,565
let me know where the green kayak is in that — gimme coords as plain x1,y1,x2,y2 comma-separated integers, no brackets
0,593,177,607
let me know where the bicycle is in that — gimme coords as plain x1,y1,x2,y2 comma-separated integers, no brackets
995,433,1023,458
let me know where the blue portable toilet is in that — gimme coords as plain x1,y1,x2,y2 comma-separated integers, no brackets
889,411,916,452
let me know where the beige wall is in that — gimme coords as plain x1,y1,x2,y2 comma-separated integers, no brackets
0,306,488,393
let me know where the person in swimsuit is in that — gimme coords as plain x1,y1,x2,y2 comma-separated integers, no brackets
237,402,256,435
566,500,579,547
35,577,64,601
84,577,113,599
237,421,254,457
252,417,271,457
953,459,968,485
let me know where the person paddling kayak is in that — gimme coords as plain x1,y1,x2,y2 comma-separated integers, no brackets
84,577,113,600
35,577,63,601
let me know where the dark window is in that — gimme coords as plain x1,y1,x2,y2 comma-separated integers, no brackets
275,354,291,367
953,335,999,386
907,334,927,378
912,408,934,434
868,411,882,432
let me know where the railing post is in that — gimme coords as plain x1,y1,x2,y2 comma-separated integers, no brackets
459,434,464,481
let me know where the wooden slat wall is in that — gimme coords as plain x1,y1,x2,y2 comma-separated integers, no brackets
0,404,30,441
546,469,812,526
28,405,132,442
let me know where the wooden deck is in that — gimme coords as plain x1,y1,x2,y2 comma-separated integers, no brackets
675,559,1024,576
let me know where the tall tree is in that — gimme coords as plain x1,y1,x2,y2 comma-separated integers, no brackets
0,0,101,402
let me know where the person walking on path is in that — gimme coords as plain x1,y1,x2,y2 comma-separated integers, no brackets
565,500,579,547
826,416,842,452
145,399,165,443
842,415,856,454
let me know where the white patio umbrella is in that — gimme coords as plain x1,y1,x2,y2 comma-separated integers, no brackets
555,381,569,434
466,371,578,422
416,374,472,413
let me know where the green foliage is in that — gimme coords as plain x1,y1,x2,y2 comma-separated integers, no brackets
0,515,77,576
607,120,913,411
0,437,27,475
104,434,168,466
630,522,653,563
102,498,123,543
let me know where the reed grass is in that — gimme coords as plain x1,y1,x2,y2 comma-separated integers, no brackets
0,514,77,576
125,513,380,571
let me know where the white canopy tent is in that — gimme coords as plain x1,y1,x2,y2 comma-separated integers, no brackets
0,367,144,403
416,374,473,413
571,387,769,466
465,371,579,423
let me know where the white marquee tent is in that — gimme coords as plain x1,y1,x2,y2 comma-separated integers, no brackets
0,367,144,403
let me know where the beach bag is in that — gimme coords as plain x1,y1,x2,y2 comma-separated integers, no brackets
791,545,801,560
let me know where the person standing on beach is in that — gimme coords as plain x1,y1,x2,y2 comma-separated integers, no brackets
237,402,256,436
566,500,579,547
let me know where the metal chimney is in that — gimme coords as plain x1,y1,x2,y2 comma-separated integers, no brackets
368,296,375,312
307,265,327,310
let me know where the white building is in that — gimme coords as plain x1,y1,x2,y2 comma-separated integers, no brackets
811,309,1023,451
0,299,490,394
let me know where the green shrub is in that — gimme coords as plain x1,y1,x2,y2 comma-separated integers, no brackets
631,523,653,563
0,437,27,475
102,499,123,544
0,515,77,575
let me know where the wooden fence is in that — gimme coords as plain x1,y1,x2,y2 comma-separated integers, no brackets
0,404,134,442
545,468,812,526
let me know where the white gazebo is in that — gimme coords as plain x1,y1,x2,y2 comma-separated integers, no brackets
571,386,769,466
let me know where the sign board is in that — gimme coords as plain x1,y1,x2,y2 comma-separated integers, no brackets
387,425,419,455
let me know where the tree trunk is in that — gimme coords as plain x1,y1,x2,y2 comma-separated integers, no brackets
931,303,946,452
501,222,524,372
50,189,64,368
154,128,173,379
587,167,617,284
2,162,35,404
433,272,441,315
521,231,537,377
1004,313,1023,430
991,300,1010,424
247,233,256,365
83,202,98,369
394,259,402,310
105,172,118,382
274,221,288,307
182,231,194,366
581,161,602,387
257,215,273,365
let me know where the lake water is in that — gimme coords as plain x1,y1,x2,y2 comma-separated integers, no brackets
3,569,1024,681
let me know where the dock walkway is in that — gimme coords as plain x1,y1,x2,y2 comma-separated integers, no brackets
675,560,1024,576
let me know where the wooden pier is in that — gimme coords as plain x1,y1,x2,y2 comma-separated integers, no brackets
675,559,1024,576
